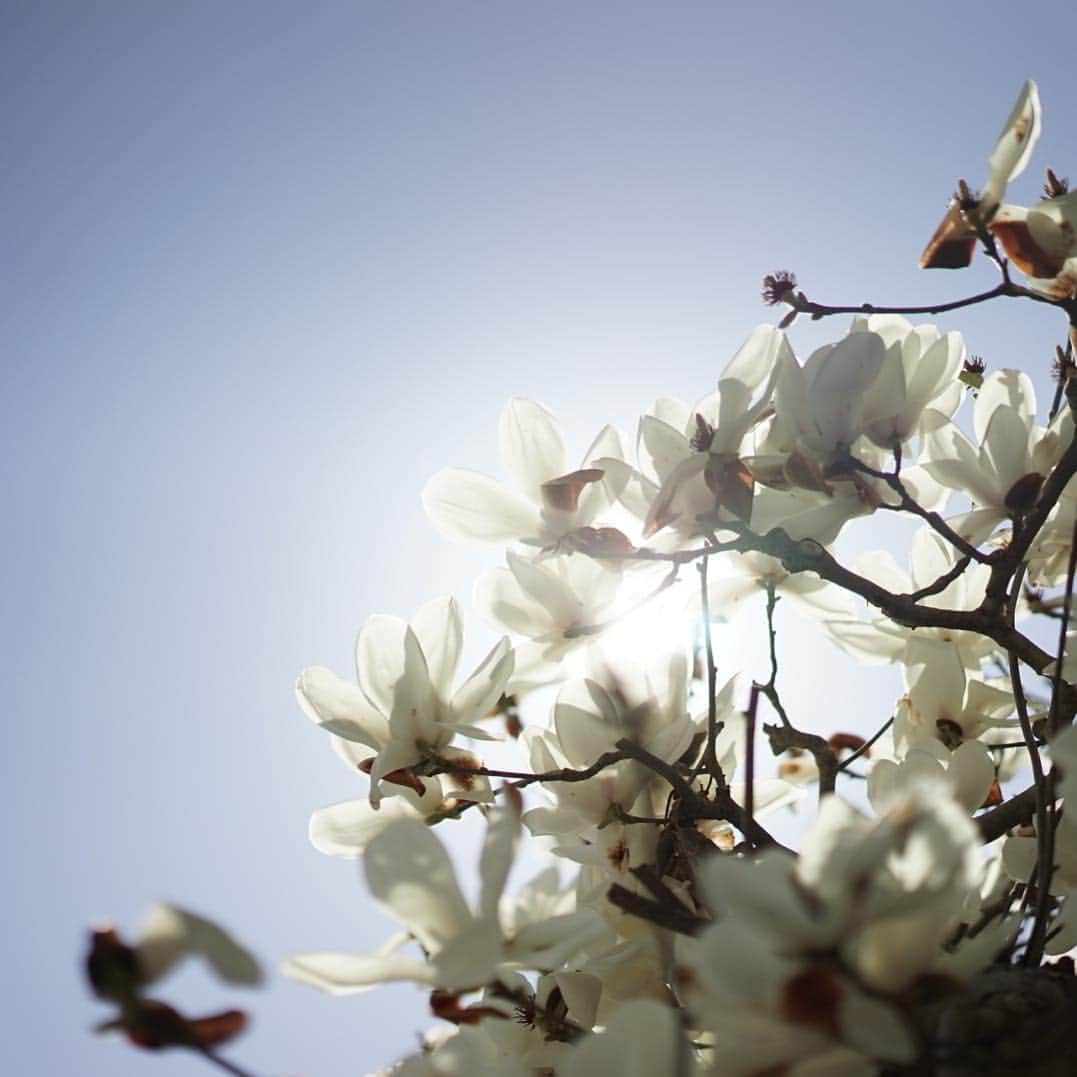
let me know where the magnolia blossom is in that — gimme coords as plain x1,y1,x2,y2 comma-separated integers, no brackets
760,329,886,476
680,785,986,1075
265,81,1077,1077
921,80,1041,267
921,79,1077,298
522,652,696,870
286,802,607,995
297,596,513,805
852,314,964,448
923,369,1068,546
706,548,858,621
473,550,630,690
423,398,626,551
867,738,995,814
895,637,1014,753
630,325,788,541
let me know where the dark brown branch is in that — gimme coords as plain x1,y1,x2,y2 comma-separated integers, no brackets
606,883,706,935
431,749,627,789
613,737,791,853
847,455,990,563
764,720,839,796
786,279,1068,321
978,782,1040,842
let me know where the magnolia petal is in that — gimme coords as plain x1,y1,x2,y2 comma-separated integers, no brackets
479,802,521,923
804,332,885,452
431,917,503,991
282,951,433,995
296,667,389,749
505,551,579,626
355,614,409,716
554,679,620,768
499,398,567,504
412,596,463,700
309,798,422,858
474,566,549,638
650,395,693,432
422,468,542,545
984,79,1041,206
974,369,1035,445
562,999,683,1077
137,905,262,987
551,970,602,1028
386,626,437,746
906,637,966,722
637,414,690,485
364,819,472,948
451,636,514,724
948,740,996,812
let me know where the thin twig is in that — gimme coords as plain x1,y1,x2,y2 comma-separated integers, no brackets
1048,513,1077,736
606,883,706,936
786,278,1068,321
1007,567,1052,966
836,715,894,773
431,749,627,789
847,455,990,563
697,552,724,785
198,1049,259,1077
743,683,759,846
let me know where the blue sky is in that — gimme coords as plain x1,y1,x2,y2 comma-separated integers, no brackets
5,2,1077,1074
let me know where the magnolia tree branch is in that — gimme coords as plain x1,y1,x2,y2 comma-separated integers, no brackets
778,277,1075,321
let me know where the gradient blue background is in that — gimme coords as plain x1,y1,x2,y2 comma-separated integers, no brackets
6,2,1077,1073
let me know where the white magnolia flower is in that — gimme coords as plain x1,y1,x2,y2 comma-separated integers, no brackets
921,80,1041,270
521,651,696,871
895,637,1014,754
682,782,983,1074
765,330,887,472
422,397,626,551
851,314,965,448
297,596,513,806
285,803,605,995
627,326,789,541
473,550,627,690
922,369,1068,546
868,738,995,815
922,80,1077,297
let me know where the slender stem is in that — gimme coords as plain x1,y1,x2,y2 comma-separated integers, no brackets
432,749,627,789
907,555,973,603
1048,339,1073,423
743,683,758,846
787,279,1067,321
697,553,723,785
1048,514,1077,736
1007,567,1052,967
198,1049,259,1077
847,455,990,563
836,715,894,773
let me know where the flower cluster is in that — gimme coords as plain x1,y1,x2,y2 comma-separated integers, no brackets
271,81,1077,1076
88,79,1077,1077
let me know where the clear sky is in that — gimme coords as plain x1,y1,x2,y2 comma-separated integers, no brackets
5,2,1077,1074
